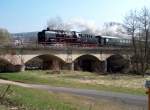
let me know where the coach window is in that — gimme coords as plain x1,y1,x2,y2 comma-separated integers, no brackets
106,38,109,42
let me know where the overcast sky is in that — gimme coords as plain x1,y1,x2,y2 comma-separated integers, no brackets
0,0,150,33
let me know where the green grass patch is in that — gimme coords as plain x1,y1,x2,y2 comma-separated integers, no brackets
0,70,146,95
0,85,144,110
0,105,9,110
0,85,88,110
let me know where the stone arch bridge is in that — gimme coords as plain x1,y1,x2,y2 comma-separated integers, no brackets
0,47,133,73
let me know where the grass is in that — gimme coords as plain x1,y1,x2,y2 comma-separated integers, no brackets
0,85,145,110
0,85,86,110
0,70,147,95
0,105,9,110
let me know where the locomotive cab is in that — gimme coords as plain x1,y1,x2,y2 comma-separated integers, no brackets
95,36,106,46
38,31,45,44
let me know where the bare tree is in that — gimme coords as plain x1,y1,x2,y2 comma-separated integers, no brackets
138,7,150,72
124,10,139,73
124,7,150,75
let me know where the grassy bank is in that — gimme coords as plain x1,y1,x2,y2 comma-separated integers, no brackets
0,105,9,110
0,70,147,95
0,85,91,110
0,85,145,110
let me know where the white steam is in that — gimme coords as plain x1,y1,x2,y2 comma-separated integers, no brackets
47,17,128,37
69,17,102,35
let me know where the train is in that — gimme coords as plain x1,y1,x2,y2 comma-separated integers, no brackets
38,28,131,47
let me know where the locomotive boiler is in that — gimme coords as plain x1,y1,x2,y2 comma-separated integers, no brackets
38,28,99,47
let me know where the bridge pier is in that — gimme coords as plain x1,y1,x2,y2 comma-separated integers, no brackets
104,60,108,73
52,60,60,71
62,63,74,71
71,62,74,71
13,64,25,72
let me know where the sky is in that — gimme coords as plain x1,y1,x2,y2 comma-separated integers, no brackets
0,0,150,33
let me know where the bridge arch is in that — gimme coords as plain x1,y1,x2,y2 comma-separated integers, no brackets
73,54,103,72
23,54,66,64
0,58,14,72
72,54,101,62
106,54,129,73
25,54,66,70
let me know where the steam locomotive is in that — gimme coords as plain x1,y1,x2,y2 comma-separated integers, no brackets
38,28,131,47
